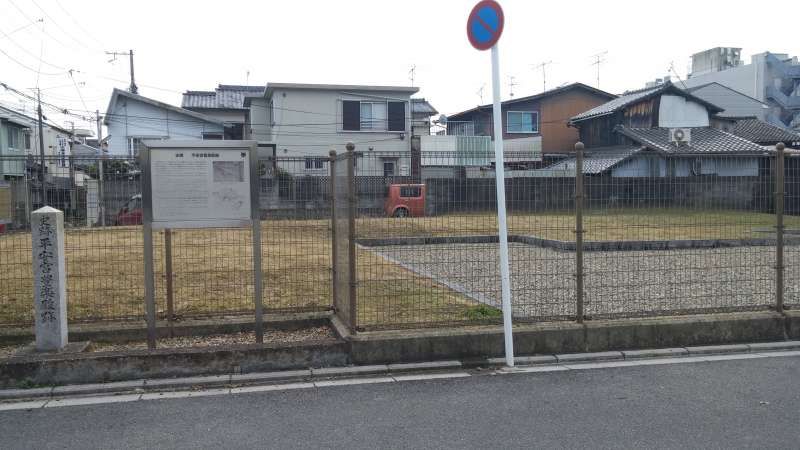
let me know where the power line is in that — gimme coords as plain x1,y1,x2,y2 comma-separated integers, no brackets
30,0,103,53
5,0,73,50
68,69,88,112
0,46,66,76
52,0,105,47
0,25,71,70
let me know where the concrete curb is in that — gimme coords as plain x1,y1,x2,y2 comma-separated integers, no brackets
2,342,797,403
483,340,800,368
0,360,464,402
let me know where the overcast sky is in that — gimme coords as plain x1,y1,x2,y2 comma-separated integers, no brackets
1,0,797,134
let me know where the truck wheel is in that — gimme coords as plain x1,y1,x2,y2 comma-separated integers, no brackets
393,208,409,218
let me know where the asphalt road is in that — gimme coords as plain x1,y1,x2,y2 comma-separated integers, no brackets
2,356,799,449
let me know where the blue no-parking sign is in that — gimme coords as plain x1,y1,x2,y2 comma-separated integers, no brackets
466,0,504,51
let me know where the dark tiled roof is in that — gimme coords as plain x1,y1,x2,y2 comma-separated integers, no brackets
543,145,641,174
730,118,800,144
182,85,265,110
411,98,438,116
570,85,664,123
616,126,767,155
570,81,724,123
449,82,615,119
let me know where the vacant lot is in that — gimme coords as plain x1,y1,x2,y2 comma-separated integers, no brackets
1,208,797,327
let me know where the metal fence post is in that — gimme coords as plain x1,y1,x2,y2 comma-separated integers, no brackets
98,157,105,227
329,149,338,312
164,229,175,336
346,142,358,331
776,142,785,313
575,142,585,323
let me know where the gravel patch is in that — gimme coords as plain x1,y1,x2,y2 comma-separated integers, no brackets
90,326,336,352
372,243,798,319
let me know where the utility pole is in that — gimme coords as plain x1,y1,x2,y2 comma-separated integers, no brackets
532,61,553,93
507,75,518,98
36,88,47,205
590,51,608,89
106,49,138,94
95,109,105,226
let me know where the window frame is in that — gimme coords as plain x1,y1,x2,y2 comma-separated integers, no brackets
341,99,407,133
506,111,539,134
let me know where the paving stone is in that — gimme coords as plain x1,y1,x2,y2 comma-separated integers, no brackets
555,351,623,363
0,400,49,411
314,377,394,387
230,383,315,395
0,387,53,400
686,344,750,355
140,389,230,401
622,348,689,359
747,341,800,352
230,369,311,384
144,374,231,389
387,361,462,373
393,372,471,382
45,394,141,408
311,365,389,377
487,355,558,366
52,380,144,396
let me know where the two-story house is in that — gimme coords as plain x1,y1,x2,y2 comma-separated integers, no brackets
0,105,73,179
549,81,769,177
181,85,265,140
245,83,429,177
104,88,225,156
444,83,616,166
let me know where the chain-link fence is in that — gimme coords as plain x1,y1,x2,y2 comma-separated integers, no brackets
0,154,334,327
330,147,797,331
1,146,797,331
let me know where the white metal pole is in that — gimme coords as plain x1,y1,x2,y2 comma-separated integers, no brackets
490,43,515,367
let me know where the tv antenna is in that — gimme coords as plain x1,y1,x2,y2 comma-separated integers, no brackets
408,64,416,87
508,75,518,98
590,51,608,88
476,84,485,104
532,61,553,92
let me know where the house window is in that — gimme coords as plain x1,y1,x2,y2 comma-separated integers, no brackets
506,111,539,134
383,160,396,177
24,132,31,150
304,157,324,170
6,127,20,149
342,100,406,132
128,137,145,158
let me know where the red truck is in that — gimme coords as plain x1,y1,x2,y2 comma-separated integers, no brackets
114,194,143,225
384,184,426,218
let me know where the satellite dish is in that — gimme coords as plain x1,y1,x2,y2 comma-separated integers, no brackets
437,114,448,125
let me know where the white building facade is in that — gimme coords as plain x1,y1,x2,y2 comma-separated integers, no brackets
104,89,225,156
245,83,420,176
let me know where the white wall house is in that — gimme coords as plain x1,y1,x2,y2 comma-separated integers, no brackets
245,83,420,176
104,88,225,156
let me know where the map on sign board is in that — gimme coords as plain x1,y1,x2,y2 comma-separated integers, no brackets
149,147,252,227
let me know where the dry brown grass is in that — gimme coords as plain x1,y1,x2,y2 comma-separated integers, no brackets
0,208,792,327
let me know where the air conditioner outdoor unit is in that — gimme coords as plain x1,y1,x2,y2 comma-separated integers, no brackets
669,128,692,146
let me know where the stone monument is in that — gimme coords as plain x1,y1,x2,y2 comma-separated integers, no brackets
31,206,68,351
